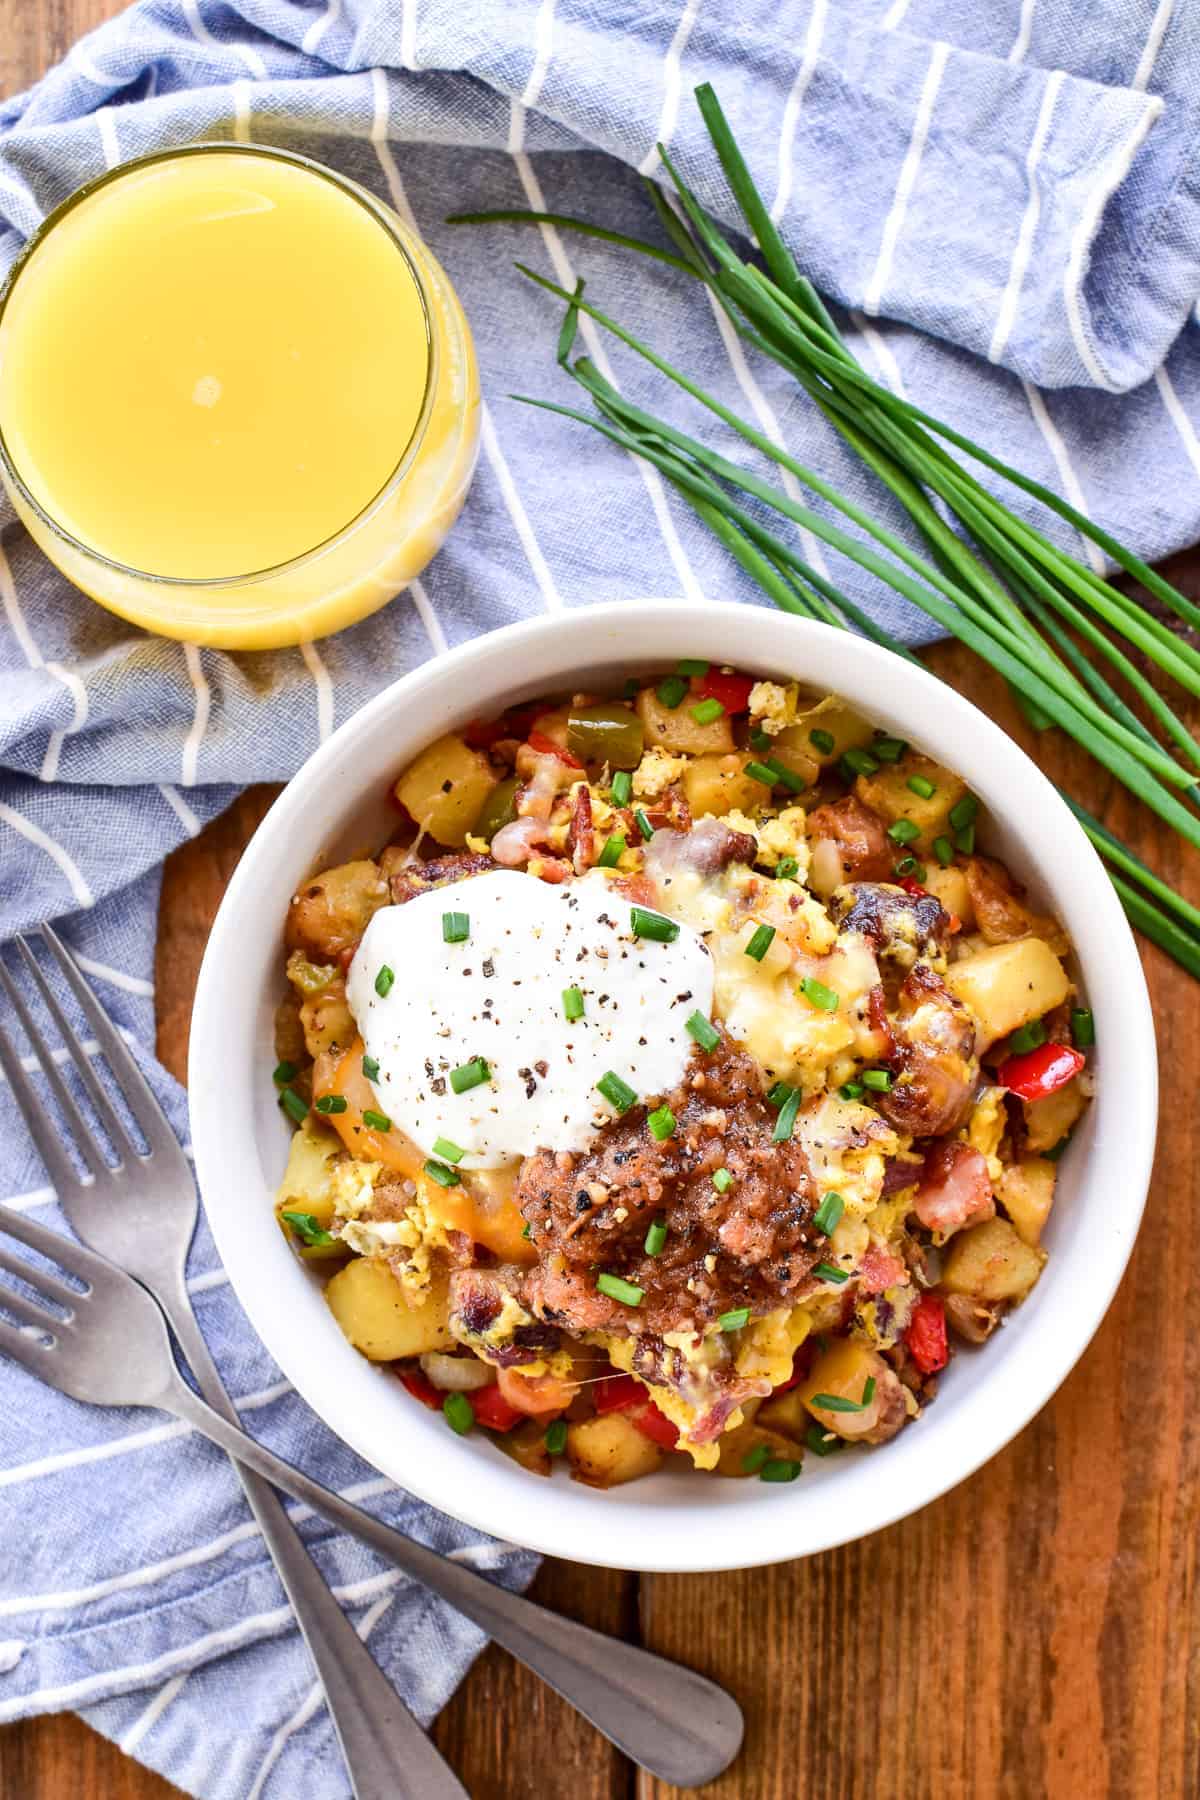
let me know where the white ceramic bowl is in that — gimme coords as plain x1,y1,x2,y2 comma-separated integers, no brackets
191,601,1157,1572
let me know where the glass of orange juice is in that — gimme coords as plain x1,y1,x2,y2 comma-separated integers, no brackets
0,143,480,649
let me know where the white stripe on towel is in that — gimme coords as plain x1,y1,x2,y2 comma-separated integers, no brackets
181,644,210,788
301,0,342,59
1062,100,1162,391
0,802,94,908
879,0,911,31
158,783,202,838
505,0,557,152
0,542,42,668
771,0,827,225
864,40,950,317
39,664,89,784
120,1672,191,1756
96,108,120,170
399,0,419,71
1132,0,1174,91
1154,365,1200,482
408,577,449,654
232,78,253,141
72,954,154,998
3,1186,56,1214
1007,0,1037,65
989,68,1065,363
637,0,702,177
299,642,334,744
851,310,908,399
181,0,269,80
1022,381,1106,575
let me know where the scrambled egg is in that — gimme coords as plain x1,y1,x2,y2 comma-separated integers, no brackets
965,1084,1007,1184
632,747,688,797
746,680,799,736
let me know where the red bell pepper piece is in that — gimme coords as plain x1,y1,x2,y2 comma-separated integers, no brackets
996,1041,1085,1102
904,1294,948,1375
470,1385,524,1433
527,728,583,768
594,1373,644,1414
695,669,754,714
897,876,929,898
398,1368,443,1411
633,1402,679,1449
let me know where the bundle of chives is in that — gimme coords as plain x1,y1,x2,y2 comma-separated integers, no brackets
452,83,1200,979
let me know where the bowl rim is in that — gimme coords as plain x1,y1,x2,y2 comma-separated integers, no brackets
190,600,1157,1572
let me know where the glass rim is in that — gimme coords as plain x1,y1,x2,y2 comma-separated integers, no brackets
0,139,438,589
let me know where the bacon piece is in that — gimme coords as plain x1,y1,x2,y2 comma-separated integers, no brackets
388,852,495,904
567,783,594,874
833,882,950,959
806,794,894,883
859,1246,906,1294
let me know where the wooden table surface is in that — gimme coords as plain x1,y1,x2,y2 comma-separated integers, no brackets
1,7,1199,1797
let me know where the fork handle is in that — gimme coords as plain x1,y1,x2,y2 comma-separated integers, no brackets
162,1368,742,1790
165,1305,470,1800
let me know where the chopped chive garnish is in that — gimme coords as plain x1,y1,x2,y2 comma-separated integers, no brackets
812,1191,845,1235
745,923,776,962
690,697,725,725
272,1060,298,1085
597,1071,637,1113
933,836,955,867
775,856,799,880
544,1419,568,1456
449,1058,490,1095
1071,1008,1095,1048
597,1271,644,1307
1044,1136,1071,1161
648,1105,677,1142
749,726,771,751
741,1442,771,1475
887,818,921,845
363,1108,392,1131
839,1080,864,1100
374,964,395,997
760,1459,802,1483
562,985,585,1021
804,1425,844,1457
1008,1018,1047,1054
657,674,688,709
442,911,470,944
809,728,836,755
686,1010,720,1052
630,906,679,942
813,1262,850,1285
280,1087,308,1124
314,1093,347,1115
633,808,654,841
841,747,879,778
432,1136,465,1164
811,1378,876,1413
773,1086,802,1142
597,832,627,868
872,737,908,763
766,1080,793,1108
907,773,936,799
424,1158,462,1187
765,757,806,794
611,769,633,806
718,1307,750,1332
622,677,640,700
362,1054,380,1081
644,1217,668,1256
280,1210,335,1247
746,760,778,787
677,657,710,677
955,823,976,855
521,1221,532,1238
801,976,839,1012
861,1068,893,1092
949,793,979,833
712,1167,733,1193
443,1392,474,1435
893,854,920,877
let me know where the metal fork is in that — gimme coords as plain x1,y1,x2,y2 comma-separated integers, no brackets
0,931,744,1792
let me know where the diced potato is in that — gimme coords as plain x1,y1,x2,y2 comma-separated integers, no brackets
393,734,499,848
941,1216,1046,1302
501,1417,553,1478
636,686,733,755
566,1412,665,1487
1024,1078,1086,1154
325,1257,453,1360
274,1117,340,1230
757,1385,809,1439
713,1420,802,1477
944,937,1070,1049
683,753,765,820
300,981,355,1058
761,741,820,789
855,751,966,853
798,1338,890,1442
286,859,389,960
778,698,873,766
999,1158,1057,1247
923,864,973,930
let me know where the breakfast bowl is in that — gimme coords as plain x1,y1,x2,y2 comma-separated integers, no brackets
190,600,1156,1572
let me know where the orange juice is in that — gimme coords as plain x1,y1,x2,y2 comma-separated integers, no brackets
0,146,480,648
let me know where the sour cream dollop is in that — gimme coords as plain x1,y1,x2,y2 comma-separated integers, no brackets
346,869,713,1167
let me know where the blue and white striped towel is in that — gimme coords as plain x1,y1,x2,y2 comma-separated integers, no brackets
0,1,1198,1794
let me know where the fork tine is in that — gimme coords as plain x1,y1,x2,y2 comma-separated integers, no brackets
0,1200,102,1285
39,924,177,1158
0,962,108,1177
15,937,138,1159
0,1240,79,1311
0,1311,57,1376
0,1013,92,1199
0,1270,65,1334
